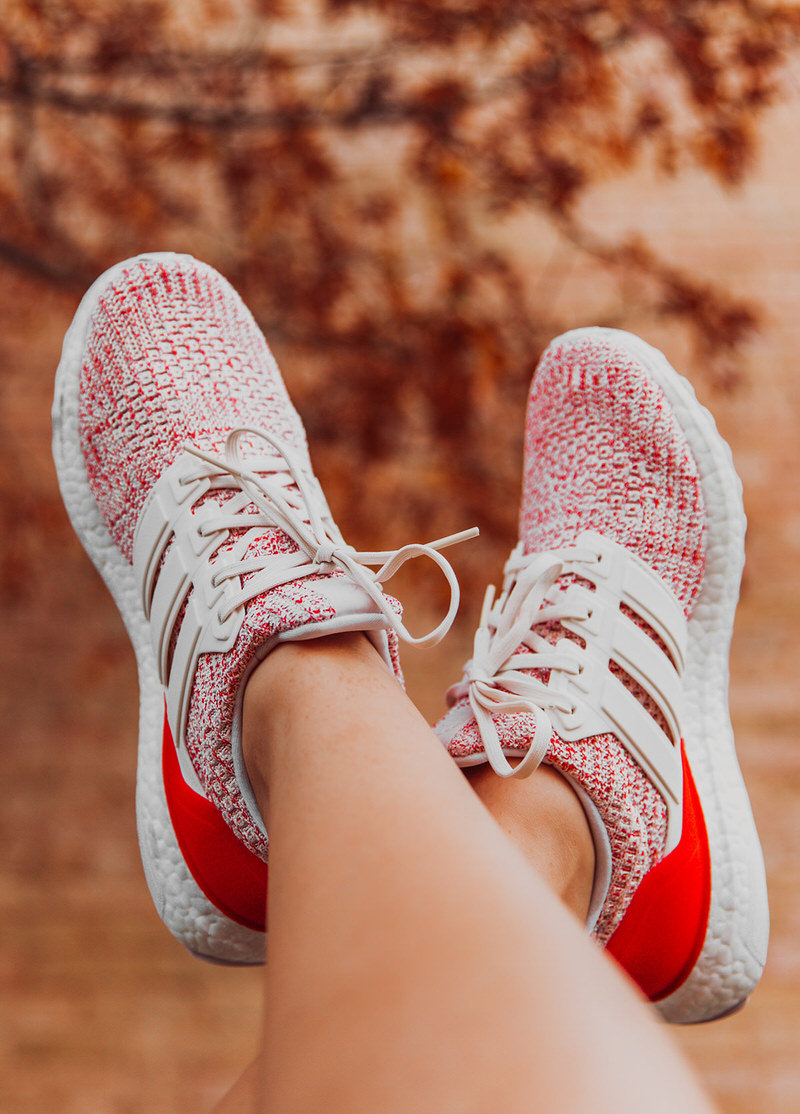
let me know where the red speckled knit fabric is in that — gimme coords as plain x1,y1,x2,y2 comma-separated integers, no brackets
437,332,705,942
79,256,403,858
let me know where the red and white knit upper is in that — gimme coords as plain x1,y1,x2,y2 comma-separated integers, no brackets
437,332,706,942
79,257,402,858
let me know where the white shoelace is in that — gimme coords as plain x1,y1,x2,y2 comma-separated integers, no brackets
184,426,478,647
449,542,598,777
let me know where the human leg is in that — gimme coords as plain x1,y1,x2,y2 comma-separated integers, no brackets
461,762,596,919
215,630,713,1114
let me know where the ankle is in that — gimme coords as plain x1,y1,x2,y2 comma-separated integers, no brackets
466,763,596,922
242,632,390,820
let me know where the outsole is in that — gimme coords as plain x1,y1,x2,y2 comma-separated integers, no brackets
52,252,266,965
553,327,769,1023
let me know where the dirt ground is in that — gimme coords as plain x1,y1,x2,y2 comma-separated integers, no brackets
2,102,799,1113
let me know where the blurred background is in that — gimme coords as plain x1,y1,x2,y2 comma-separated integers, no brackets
1,2,799,1110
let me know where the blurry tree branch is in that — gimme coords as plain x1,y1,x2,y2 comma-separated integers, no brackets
1,0,798,590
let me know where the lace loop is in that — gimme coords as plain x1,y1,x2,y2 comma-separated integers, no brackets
184,427,478,648
454,544,597,778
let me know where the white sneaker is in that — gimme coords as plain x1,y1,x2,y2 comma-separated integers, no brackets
53,252,474,964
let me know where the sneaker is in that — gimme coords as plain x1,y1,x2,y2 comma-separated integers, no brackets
53,252,475,965
435,327,769,1023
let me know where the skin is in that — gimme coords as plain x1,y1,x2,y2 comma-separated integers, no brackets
213,632,715,1114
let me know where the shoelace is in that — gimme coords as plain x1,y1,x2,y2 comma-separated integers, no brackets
184,426,478,647
449,542,598,777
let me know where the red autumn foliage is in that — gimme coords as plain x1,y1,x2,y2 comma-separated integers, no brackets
1,0,798,600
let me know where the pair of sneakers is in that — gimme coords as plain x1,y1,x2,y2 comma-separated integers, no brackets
52,253,768,1024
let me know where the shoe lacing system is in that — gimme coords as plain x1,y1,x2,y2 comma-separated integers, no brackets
184,426,478,647
448,541,599,778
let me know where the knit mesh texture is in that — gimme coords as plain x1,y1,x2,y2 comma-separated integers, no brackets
79,256,402,858
439,332,705,942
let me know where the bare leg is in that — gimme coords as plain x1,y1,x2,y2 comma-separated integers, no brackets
462,762,596,920
214,633,714,1114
